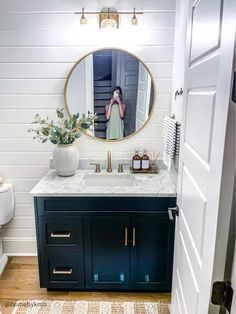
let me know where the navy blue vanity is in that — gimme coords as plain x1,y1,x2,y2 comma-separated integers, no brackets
33,194,176,292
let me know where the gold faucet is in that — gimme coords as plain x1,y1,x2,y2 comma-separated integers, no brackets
107,151,112,172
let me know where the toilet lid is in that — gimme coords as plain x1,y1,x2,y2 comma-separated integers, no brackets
0,183,13,193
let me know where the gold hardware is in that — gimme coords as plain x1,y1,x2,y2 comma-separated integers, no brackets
124,228,128,246
107,151,112,172
75,8,143,29
132,227,136,247
52,268,72,275
90,163,101,172
50,232,71,238
99,8,119,29
118,163,129,173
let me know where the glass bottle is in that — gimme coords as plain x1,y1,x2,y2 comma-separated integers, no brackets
141,149,150,170
132,149,141,170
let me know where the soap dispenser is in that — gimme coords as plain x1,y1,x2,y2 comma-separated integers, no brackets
132,149,141,170
141,149,150,170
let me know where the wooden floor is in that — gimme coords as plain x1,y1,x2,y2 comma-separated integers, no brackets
0,257,171,313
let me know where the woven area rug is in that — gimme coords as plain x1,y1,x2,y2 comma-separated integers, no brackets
11,300,170,314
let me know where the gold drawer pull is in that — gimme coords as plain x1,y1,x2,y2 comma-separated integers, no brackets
132,227,136,247
52,268,72,275
124,227,128,246
50,232,71,238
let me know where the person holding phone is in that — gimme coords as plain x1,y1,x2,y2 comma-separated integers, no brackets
105,86,126,140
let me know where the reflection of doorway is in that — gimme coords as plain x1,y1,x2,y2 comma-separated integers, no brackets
115,51,139,137
93,50,139,139
136,63,152,131
93,51,113,139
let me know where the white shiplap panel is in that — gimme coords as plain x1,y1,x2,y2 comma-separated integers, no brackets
14,192,33,204
0,29,174,46
0,46,174,62
13,204,34,216
0,166,48,178
156,94,172,109
2,239,37,255
0,63,73,78
0,79,65,94
0,109,57,123
146,63,173,78
6,178,41,191
77,137,162,153
0,0,176,13
0,124,41,138
0,152,51,166
0,13,175,30
5,217,35,229
1,228,36,238
0,138,53,152
155,79,172,93
0,94,64,109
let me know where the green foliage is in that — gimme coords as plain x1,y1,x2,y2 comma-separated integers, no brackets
27,108,97,145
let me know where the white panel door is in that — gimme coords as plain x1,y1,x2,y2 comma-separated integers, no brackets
136,62,151,130
116,51,139,136
171,0,236,313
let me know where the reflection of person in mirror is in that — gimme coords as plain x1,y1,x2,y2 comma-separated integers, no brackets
105,86,126,140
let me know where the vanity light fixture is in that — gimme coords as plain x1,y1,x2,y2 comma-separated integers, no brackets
99,8,119,29
131,8,138,26
75,8,143,28
80,8,87,26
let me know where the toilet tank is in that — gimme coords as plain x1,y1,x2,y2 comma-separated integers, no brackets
0,184,14,225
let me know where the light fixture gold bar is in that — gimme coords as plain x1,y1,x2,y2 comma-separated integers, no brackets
75,11,143,15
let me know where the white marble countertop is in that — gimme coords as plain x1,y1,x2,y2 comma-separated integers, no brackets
30,169,177,197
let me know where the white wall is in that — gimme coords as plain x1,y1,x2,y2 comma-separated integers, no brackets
171,0,188,123
0,0,176,254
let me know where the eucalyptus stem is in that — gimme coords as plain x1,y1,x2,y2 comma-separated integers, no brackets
27,108,97,145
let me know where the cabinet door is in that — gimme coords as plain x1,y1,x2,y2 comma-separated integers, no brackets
130,214,174,291
84,217,129,289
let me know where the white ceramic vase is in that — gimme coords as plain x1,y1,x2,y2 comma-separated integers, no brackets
52,144,79,176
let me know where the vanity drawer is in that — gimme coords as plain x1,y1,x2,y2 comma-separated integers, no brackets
38,217,83,251
41,252,84,289
36,197,176,215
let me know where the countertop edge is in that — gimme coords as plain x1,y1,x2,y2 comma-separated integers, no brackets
30,193,177,197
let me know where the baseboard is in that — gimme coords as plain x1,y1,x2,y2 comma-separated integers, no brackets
0,254,8,276
2,237,37,255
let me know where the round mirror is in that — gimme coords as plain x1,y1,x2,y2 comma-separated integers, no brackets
64,48,155,141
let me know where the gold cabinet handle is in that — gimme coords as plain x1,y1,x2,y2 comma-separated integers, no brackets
52,268,72,275
124,227,128,246
132,227,136,246
50,232,71,238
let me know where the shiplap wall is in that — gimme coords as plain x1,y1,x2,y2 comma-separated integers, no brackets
0,0,176,255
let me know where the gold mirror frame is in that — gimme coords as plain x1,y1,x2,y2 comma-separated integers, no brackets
64,47,156,142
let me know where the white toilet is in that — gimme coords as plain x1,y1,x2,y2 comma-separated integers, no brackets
0,183,14,276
